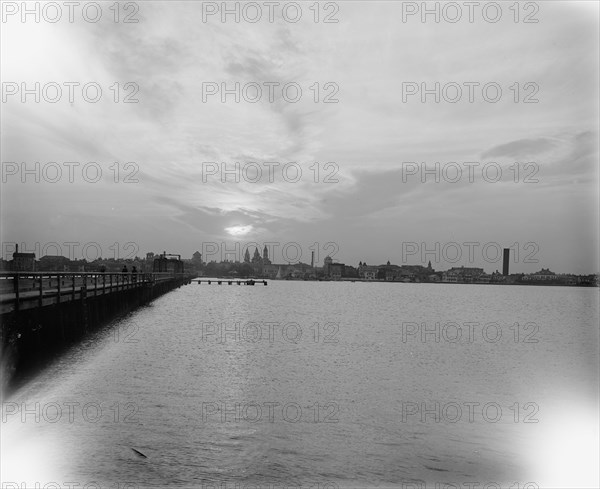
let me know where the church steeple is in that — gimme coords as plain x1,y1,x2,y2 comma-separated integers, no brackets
263,245,270,264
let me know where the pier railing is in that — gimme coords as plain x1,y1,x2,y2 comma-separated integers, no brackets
0,271,188,313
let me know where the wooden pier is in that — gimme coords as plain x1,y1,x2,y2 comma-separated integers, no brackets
0,272,191,314
0,271,194,392
192,279,267,286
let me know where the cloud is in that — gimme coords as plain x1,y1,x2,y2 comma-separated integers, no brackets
481,138,558,159
1,2,598,273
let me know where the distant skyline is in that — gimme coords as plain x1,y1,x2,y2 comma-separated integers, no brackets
2,2,599,275
2,239,597,277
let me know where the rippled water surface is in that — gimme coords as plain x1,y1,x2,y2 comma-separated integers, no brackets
2,282,599,488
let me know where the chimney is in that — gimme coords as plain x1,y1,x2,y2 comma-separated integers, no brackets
311,251,314,268
503,248,510,276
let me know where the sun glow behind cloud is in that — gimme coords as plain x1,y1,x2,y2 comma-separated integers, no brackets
225,225,253,237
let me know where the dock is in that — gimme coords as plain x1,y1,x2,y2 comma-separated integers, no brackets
0,272,191,314
0,271,194,391
192,279,267,286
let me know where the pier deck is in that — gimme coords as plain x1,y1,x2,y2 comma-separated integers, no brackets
0,272,189,314
192,279,267,286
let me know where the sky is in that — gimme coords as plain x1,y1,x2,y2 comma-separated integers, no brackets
1,1,599,273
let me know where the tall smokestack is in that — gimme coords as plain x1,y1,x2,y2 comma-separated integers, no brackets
311,251,314,268
503,248,510,275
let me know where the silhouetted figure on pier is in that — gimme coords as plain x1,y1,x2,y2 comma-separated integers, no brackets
122,265,128,283
131,266,137,283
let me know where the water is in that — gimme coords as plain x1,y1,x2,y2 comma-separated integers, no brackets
2,282,599,488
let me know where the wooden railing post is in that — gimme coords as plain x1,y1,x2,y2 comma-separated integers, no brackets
38,273,43,308
14,273,20,312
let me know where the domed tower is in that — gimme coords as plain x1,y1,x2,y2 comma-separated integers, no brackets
324,255,333,277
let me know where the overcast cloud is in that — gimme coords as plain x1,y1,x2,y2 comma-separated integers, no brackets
1,1,598,273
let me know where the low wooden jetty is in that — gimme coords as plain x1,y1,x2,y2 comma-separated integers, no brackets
193,279,267,286
0,272,191,314
0,271,194,392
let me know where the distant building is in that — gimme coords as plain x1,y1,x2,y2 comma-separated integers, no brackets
522,268,556,281
397,264,431,282
11,245,35,271
153,253,183,274
323,256,333,276
262,263,279,278
322,256,344,279
246,246,275,275
260,259,315,280
503,248,510,276
262,245,271,265
444,266,484,283
441,271,458,283
251,247,263,275
447,266,484,276
344,265,359,278
578,274,599,287
329,262,345,280
37,255,70,271
428,274,441,282
375,261,401,281
291,262,317,279
358,262,379,280
355,261,432,281
476,273,492,284
491,271,508,283
192,251,202,265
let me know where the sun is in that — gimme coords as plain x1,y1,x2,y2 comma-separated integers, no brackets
225,225,253,237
